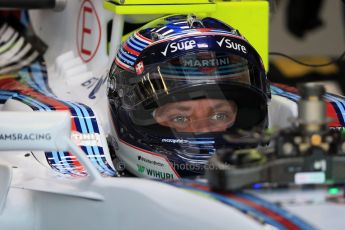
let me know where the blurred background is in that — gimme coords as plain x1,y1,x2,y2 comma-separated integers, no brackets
268,0,345,94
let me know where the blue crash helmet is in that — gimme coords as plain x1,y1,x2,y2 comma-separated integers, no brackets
107,14,270,179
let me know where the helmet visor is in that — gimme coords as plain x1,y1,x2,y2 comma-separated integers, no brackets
109,51,267,132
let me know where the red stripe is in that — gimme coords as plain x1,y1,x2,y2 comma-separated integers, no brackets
123,43,140,56
115,58,132,71
0,77,85,173
135,32,153,43
326,102,341,127
196,28,212,32
183,182,210,191
226,194,300,230
273,83,298,93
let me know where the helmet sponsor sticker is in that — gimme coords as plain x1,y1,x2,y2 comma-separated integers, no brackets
135,61,144,75
119,140,179,178
136,164,174,179
72,131,102,146
161,39,197,56
161,138,188,144
216,37,247,54
138,155,164,167
182,57,231,68
159,36,247,58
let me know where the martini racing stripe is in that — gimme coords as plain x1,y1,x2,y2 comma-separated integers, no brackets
22,64,101,132
323,93,345,125
63,100,109,171
0,90,77,175
236,193,315,230
0,86,115,176
0,17,114,175
33,73,114,175
126,38,145,52
130,35,148,48
271,84,345,127
29,63,50,94
168,180,315,230
115,32,152,69
0,89,16,103
123,43,140,56
0,63,116,176
119,48,137,62
271,85,300,101
118,49,135,65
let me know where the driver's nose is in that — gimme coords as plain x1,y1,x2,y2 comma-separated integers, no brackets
190,120,212,132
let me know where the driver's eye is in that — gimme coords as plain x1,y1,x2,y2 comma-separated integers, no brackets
210,113,228,121
172,116,189,124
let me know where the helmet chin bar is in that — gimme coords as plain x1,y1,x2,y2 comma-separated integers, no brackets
206,83,345,191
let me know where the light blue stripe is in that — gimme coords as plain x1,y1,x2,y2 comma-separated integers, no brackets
188,141,215,144
30,63,51,94
272,86,345,124
120,49,137,61
131,37,147,48
84,145,106,174
14,93,69,174
284,92,299,101
127,39,144,51
271,86,299,101
18,68,42,91
55,101,95,173
118,51,135,65
71,101,115,175
91,145,114,175
0,90,17,96
15,95,50,111
69,101,95,133
51,151,72,174
0,95,10,100
20,11,29,27
64,101,105,173
63,101,88,133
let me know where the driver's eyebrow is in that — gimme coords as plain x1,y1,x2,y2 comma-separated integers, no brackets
210,102,233,110
171,105,192,111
